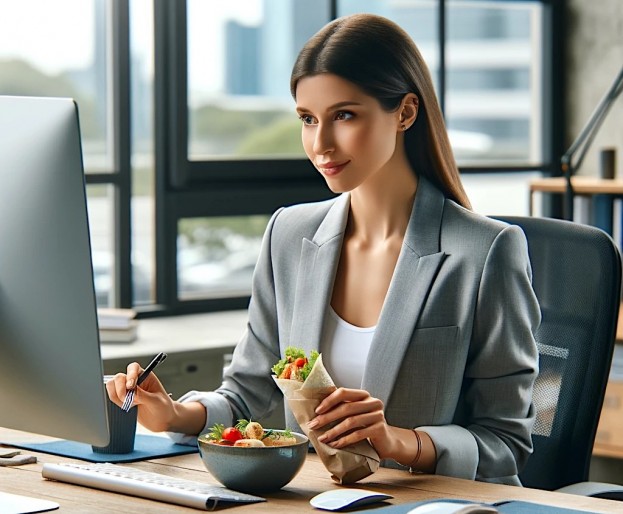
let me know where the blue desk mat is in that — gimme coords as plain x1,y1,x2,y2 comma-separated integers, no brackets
374,498,596,514
3,434,198,463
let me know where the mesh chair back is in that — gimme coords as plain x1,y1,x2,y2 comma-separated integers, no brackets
494,216,621,490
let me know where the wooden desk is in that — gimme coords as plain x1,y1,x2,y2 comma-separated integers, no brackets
1,429,620,513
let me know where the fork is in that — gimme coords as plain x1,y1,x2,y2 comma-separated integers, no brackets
121,352,168,412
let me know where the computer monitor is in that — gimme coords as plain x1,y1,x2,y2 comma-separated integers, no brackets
0,96,109,447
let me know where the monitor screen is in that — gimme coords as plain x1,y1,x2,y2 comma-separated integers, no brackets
0,96,109,446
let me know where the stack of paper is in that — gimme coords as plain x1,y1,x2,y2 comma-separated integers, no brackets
97,308,139,344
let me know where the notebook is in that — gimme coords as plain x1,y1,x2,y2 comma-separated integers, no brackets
374,498,599,514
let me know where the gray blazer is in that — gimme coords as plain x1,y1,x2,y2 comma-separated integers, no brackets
172,177,540,485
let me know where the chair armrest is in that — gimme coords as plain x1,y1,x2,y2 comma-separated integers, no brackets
556,481,623,501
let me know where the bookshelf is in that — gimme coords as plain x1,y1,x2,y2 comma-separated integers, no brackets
529,177,623,241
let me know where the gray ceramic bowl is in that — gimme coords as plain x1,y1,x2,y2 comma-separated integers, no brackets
197,430,309,494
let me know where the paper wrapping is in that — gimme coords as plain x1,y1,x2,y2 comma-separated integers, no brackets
273,354,380,484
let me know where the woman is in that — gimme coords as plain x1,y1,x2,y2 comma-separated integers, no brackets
107,13,540,485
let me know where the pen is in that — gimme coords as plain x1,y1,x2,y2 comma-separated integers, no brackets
136,352,168,387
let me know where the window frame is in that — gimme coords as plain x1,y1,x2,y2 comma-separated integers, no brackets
107,0,565,315
151,0,332,315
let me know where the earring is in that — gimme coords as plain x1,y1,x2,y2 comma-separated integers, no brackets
401,124,407,131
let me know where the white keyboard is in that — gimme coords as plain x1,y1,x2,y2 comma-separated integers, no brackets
42,462,265,511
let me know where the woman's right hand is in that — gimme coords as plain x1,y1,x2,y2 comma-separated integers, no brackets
106,362,177,433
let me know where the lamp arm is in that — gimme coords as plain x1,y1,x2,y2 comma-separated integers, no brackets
560,66,623,221
562,66,623,172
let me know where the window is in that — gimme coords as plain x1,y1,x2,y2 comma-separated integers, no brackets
0,0,112,170
157,0,333,311
187,0,316,160
338,0,544,166
1,1,560,314
131,0,156,305
0,0,118,307
177,216,269,299
170,0,554,311
446,1,543,165
87,185,115,306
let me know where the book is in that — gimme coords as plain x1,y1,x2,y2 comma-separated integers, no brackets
97,308,137,330
99,320,139,344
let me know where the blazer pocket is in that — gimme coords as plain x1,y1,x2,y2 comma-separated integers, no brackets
387,325,463,426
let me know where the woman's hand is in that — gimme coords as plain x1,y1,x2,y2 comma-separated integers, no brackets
106,362,175,432
306,387,436,472
106,363,206,435
306,387,398,458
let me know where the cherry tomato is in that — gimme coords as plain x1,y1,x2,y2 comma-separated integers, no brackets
221,427,243,443
294,357,307,368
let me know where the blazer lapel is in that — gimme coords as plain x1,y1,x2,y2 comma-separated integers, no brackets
362,178,447,407
289,193,350,357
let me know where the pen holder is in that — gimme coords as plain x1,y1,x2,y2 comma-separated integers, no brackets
92,376,138,454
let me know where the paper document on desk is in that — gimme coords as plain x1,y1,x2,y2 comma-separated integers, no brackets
0,491,59,514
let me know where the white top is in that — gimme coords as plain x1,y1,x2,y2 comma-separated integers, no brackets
319,306,376,389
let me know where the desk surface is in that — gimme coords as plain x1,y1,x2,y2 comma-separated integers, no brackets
530,176,623,195
1,429,620,513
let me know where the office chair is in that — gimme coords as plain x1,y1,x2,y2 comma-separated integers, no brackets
494,216,623,499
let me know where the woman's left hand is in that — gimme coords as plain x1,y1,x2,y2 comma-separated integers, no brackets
307,387,398,460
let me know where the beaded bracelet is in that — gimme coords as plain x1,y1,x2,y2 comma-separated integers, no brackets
408,429,423,473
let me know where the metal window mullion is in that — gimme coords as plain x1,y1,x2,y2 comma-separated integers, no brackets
540,0,565,218
154,0,185,309
169,0,188,190
111,0,133,308
439,0,446,116
85,172,123,185
547,0,566,173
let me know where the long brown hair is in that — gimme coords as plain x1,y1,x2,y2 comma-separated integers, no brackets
290,13,471,209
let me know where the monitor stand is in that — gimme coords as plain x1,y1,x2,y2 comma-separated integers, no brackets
0,491,59,513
